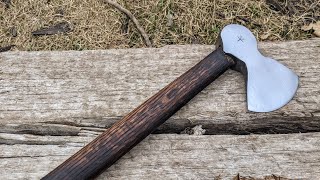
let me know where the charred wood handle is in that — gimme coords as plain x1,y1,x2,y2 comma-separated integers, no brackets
42,47,235,180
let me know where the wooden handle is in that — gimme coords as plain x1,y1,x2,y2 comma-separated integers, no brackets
42,47,234,180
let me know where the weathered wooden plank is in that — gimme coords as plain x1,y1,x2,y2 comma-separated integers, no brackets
0,41,320,179
1,132,319,179
0,39,319,135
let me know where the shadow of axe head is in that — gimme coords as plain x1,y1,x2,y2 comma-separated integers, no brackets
217,24,299,112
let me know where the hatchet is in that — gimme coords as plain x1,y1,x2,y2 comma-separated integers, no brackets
43,24,299,179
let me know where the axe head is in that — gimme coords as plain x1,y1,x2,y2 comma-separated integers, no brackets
218,24,299,112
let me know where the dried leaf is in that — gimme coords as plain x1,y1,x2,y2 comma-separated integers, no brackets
166,13,173,27
0,45,15,52
261,33,271,40
32,22,72,36
301,21,320,37
9,26,17,37
1,0,11,8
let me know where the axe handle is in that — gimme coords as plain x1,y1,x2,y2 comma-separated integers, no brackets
42,47,234,180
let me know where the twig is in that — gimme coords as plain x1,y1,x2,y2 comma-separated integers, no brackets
103,0,152,47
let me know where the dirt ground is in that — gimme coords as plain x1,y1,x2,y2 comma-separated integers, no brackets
0,0,319,51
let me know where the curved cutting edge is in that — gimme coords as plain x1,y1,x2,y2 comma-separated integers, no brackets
220,24,299,112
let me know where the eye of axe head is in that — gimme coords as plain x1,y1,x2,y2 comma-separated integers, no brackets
218,24,299,112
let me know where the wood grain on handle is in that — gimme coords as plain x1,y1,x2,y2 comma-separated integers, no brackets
42,47,235,180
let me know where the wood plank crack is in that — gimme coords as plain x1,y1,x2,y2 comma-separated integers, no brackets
0,40,319,136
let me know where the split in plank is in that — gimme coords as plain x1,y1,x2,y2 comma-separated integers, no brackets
0,39,319,135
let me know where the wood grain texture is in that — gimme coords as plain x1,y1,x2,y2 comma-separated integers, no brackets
43,48,234,179
1,133,320,179
0,39,319,179
0,39,319,136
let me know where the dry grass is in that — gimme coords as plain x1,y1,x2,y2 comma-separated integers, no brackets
0,0,319,51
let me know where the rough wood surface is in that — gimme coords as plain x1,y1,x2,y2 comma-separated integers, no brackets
0,39,319,179
0,39,319,135
1,133,320,179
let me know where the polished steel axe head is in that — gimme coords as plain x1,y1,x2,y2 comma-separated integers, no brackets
218,24,299,112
